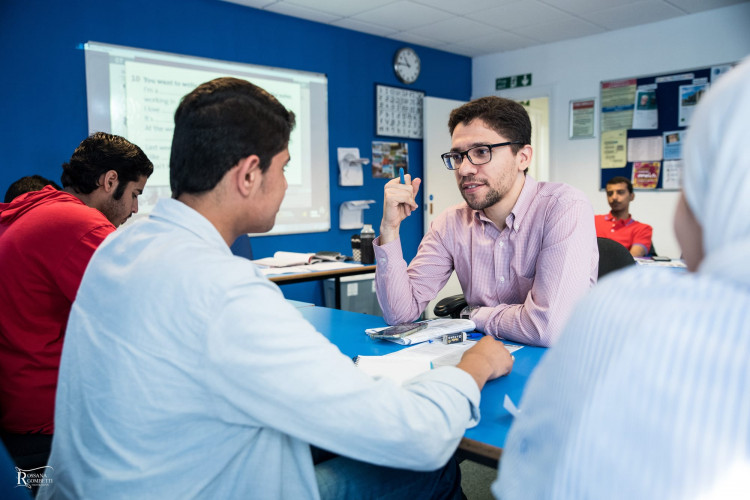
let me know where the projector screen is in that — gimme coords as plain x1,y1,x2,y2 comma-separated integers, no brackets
84,41,330,235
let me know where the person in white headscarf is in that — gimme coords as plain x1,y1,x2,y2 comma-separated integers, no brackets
492,55,750,500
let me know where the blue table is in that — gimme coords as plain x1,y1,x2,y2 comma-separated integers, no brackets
298,307,546,467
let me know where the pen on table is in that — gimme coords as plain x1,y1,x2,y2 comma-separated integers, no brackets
399,167,405,184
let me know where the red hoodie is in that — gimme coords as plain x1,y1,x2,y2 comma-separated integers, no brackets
0,186,115,434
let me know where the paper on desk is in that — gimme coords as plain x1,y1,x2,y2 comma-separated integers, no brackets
356,341,523,384
355,355,431,385
339,200,375,230
258,261,365,276
503,395,521,418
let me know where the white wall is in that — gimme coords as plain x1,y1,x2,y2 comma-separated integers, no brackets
472,2,750,258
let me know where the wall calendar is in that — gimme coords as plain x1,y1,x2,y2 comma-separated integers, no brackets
375,84,424,139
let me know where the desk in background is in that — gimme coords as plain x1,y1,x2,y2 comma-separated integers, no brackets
298,306,545,467
269,265,377,309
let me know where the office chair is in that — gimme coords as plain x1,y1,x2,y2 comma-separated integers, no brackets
433,237,637,318
596,236,635,279
230,234,254,260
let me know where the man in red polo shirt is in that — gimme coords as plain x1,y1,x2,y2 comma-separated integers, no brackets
0,132,152,470
595,176,653,257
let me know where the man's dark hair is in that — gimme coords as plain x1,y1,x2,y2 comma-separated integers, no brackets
448,96,532,156
606,176,633,194
4,175,61,203
61,132,153,200
170,77,296,198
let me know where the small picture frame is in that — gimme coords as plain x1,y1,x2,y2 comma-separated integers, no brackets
375,84,424,139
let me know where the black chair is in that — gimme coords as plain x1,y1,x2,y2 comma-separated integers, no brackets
596,236,635,279
433,237,637,318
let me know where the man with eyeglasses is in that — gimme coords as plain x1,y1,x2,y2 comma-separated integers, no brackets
373,96,598,347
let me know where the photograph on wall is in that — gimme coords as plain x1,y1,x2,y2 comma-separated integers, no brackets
632,161,661,189
678,83,709,126
372,141,408,179
663,130,684,160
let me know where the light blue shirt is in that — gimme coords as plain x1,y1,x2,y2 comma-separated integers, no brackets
493,265,750,499
40,198,480,500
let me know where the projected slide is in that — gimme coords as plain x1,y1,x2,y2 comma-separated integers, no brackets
84,42,330,235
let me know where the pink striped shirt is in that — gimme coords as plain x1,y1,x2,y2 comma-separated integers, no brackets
374,176,598,347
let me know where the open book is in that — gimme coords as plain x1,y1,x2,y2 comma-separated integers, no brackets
365,318,477,345
252,251,346,268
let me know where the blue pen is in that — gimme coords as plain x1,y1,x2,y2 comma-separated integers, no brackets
399,167,405,184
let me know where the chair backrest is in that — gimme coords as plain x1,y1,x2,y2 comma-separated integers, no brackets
230,234,254,260
597,237,636,279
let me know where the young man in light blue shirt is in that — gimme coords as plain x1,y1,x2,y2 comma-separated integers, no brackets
40,77,514,500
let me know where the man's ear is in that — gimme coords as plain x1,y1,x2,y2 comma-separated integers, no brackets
234,155,262,197
629,192,636,202
99,170,119,194
516,144,532,172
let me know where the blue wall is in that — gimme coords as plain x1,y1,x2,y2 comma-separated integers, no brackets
0,0,471,304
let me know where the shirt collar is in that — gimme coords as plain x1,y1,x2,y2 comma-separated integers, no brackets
605,212,634,226
148,198,232,254
507,175,537,233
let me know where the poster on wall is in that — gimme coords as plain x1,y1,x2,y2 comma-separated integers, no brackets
632,161,661,189
600,78,636,131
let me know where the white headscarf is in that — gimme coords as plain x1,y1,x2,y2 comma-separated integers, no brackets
682,55,750,286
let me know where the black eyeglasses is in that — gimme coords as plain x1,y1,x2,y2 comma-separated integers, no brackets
441,141,522,170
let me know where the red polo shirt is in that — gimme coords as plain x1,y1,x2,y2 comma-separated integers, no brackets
595,212,652,253
0,187,115,434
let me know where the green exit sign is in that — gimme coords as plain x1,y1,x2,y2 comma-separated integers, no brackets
496,73,533,90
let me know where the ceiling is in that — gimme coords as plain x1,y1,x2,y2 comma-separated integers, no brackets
220,0,747,57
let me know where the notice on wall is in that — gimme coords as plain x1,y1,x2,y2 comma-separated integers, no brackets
601,129,627,168
663,130,684,160
569,99,596,139
678,82,709,126
627,136,663,163
662,160,683,190
632,84,658,130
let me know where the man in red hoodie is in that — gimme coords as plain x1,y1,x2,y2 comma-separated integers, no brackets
0,132,152,469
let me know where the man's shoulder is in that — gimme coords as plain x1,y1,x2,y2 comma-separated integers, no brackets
535,180,589,204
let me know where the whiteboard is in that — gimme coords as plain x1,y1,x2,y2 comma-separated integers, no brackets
84,41,330,236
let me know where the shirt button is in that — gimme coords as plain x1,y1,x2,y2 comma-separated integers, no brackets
500,276,505,283
499,241,504,248
514,222,519,230
611,229,614,233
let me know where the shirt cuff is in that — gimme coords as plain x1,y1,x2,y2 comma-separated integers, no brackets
408,366,481,426
373,236,403,269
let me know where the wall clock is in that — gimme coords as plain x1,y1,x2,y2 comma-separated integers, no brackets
393,47,420,85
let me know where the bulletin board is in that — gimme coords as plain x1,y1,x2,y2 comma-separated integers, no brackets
599,62,735,191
